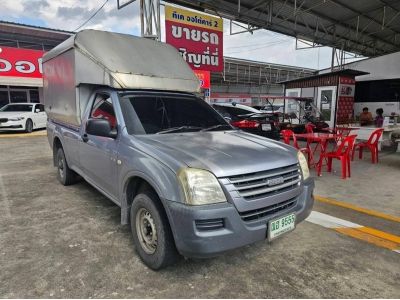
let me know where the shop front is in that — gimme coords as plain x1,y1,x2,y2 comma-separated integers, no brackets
0,46,45,108
282,69,368,128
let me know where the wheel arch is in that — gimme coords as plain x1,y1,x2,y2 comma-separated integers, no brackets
121,174,169,226
52,136,63,166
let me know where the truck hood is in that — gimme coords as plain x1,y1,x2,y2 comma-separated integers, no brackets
135,130,298,177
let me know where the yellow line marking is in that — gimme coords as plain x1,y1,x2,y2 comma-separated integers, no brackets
315,195,400,223
0,131,47,138
335,227,399,251
357,227,400,244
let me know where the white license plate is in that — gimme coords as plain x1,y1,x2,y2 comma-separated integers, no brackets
262,124,271,131
268,213,296,241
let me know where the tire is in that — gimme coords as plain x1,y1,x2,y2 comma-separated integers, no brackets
130,190,179,270
56,148,76,186
25,119,33,133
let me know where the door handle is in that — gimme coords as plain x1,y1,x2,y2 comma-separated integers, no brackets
82,134,89,143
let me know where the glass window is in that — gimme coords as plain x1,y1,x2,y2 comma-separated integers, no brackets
225,106,253,116
121,95,228,134
29,90,40,103
0,90,9,109
35,104,45,112
9,91,28,103
213,106,254,121
90,94,117,129
1,104,33,112
320,90,333,121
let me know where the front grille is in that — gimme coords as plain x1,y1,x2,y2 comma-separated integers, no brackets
195,218,224,231
227,164,301,200
0,118,8,123
239,198,297,222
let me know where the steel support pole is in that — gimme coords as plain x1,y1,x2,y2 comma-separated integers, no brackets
140,0,161,40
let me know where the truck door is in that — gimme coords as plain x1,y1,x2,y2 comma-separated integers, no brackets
79,93,119,199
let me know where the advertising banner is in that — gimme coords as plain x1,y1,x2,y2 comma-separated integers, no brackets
165,5,223,72
337,77,356,123
0,46,45,78
193,70,210,89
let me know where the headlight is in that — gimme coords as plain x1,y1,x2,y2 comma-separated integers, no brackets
178,168,227,205
8,117,25,121
298,151,310,180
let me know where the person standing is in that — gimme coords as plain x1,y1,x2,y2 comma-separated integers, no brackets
375,108,384,127
359,107,373,126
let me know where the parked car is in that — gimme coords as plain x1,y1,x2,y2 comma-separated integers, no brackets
44,30,314,270
260,104,284,114
0,103,47,133
212,102,281,140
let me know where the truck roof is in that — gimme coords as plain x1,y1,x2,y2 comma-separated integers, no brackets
43,29,200,93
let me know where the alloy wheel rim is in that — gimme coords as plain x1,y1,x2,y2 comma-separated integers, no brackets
136,207,158,254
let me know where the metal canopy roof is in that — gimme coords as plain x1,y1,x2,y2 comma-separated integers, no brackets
165,0,400,57
0,21,72,50
280,69,369,84
214,56,315,86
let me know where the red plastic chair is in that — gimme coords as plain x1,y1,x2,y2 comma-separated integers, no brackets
318,135,357,179
305,123,316,133
281,129,293,145
352,128,384,163
281,129,312,165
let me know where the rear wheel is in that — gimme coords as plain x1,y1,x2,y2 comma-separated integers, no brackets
56,148,77,186
25,119,33,133
130,190,179,270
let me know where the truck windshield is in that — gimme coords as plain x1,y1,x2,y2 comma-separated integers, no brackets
120,95,232,135
1,104,33,112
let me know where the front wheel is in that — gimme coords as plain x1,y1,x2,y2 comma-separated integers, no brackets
25,119,33,133
130,190,179,270
56,148,77,186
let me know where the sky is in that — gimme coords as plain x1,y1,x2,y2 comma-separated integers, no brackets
0,0,364,70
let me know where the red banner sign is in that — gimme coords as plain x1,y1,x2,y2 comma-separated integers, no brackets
337,76,356,123
165,5,223,72
193,70,210,88
0,46,45,78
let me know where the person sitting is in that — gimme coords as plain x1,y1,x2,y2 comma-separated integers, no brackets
375,108,384,128
359,107,373,126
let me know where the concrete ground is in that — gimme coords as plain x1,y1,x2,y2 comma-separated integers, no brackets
0,133,399,298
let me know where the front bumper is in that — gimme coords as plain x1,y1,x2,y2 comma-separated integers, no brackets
165,178,314,258
0,120,24,131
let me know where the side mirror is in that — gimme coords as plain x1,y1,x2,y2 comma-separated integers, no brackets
35,109,40,113
86,118,117,139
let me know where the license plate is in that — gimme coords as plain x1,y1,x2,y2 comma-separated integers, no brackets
262,124,271,131
268,213,296,241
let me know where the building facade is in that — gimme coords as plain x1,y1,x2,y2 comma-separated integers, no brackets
0,21,72,108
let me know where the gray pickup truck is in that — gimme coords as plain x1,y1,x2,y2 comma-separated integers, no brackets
44,30,314,270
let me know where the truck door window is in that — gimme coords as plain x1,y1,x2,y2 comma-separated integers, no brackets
90,94,117,129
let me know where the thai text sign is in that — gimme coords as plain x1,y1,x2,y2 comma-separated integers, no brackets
0,46,45,78
165,5,223,72
193,70,210,89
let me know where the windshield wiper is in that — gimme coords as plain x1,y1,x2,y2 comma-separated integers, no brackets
200,124,232,132
156,126,203,134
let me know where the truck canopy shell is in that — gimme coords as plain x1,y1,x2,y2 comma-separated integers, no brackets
43,29,200,126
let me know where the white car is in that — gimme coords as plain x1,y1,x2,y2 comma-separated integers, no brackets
260,104,284,114
0,103,47,133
